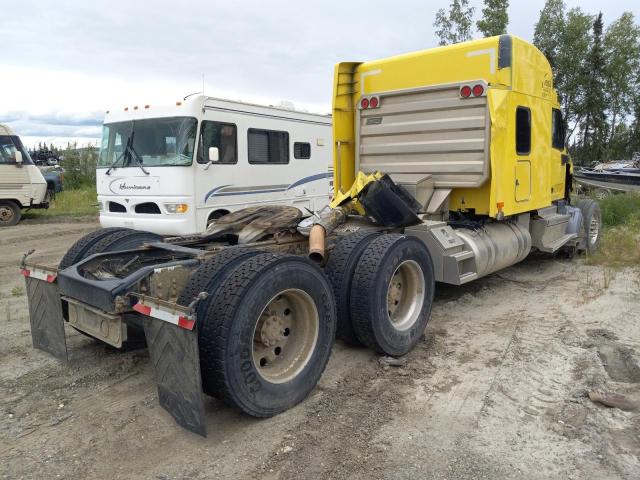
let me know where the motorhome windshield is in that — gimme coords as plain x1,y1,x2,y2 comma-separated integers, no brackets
98,117,197,168
0,135,34,165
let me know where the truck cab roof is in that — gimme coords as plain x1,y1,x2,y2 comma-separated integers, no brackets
353,34,557,103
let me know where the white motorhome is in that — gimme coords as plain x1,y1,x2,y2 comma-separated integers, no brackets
97,95,332,235
0,124,48,226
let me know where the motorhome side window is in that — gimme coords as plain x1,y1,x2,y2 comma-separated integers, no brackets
248,129,289,164
198,121,237,164
516,106,531,155
552,109,564,150
294,142,311,159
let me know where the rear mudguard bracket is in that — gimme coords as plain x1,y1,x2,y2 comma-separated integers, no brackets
142,317,207,437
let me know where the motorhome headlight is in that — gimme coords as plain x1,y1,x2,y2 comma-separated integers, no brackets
165,203,189,214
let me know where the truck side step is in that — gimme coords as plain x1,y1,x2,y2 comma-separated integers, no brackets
458,271,479,284
450,250,474,262
536,232,577,253
530,209,574,253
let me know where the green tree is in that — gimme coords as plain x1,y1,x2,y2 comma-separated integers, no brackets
579,12,607,164
434,0,475,46
476,0,509,37
603,12,640,151
555,8,593,138
533,0,565,69
632,100,640,155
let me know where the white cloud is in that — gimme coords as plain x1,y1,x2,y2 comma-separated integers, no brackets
1,0,638,147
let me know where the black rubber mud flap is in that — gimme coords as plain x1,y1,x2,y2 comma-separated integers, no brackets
25,277,68,360
143,318,207,437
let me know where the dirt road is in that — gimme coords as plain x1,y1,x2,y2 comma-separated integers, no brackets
1,220,639,479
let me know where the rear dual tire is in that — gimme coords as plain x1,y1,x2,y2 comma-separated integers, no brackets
324,230,380,345
350,234,435,357
188,253,336,417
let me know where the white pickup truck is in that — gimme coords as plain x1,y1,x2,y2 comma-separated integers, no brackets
0,124,49,226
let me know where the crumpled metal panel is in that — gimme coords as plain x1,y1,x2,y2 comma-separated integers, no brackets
204,205,302,244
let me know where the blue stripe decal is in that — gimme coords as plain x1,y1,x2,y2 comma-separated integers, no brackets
204,172,331,202
285,172,330,191
203,184,233,202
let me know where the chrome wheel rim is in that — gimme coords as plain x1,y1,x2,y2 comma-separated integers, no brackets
252,289,319,384
386,260,425,331
589,216,600,244
0,206,15,223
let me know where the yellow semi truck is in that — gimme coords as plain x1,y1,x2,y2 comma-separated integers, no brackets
22,35,600,435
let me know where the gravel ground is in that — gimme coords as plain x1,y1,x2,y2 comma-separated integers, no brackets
1,220,639,480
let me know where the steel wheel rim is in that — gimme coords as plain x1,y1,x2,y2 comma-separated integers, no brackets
252,288,319,384
0,206,14,223
386,260,425,331
589,216,600,244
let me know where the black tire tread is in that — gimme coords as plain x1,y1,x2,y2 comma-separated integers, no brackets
59,227,131,269
201,253,335,416
83,229,160,257
349,234,403,351
177,247,258,307
200,253,287,410
178,248,262,396
324,230,380,345
576,198,601,252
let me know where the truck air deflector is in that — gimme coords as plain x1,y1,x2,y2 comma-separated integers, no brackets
498,35,512,69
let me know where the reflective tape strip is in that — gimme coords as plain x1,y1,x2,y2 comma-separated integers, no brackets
132,302,195,331
21,268,57,283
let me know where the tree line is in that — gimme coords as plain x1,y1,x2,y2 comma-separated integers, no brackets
30,142,98,189
433,0,640,165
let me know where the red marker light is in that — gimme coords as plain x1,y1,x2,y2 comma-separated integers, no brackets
360,98,370,109
460,86,472,98
472,84,485,97
369,96,379,108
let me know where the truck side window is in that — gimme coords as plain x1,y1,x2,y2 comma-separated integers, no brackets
248,129,289,164
552,109,564,150
198,121,237,164
294,142,311,159
516,107,531,155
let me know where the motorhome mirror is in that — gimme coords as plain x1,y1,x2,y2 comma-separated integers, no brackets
208,147,219,163
15,151,23,164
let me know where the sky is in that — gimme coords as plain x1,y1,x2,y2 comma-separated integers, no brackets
1,0,638,148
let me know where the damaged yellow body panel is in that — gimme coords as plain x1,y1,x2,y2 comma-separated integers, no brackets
329,170,382,213
332,35,569,219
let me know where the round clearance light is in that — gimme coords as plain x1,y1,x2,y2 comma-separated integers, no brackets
360,97,370,109
472,84,485,97
369,96,379,108
460,86,472,98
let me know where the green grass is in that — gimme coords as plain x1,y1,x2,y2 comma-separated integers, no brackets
585,192,640,267
24,185,98,218
598,192,640,228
